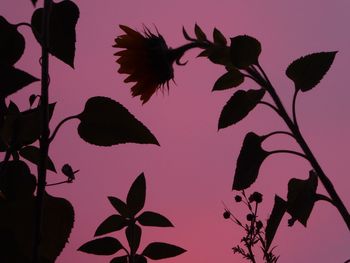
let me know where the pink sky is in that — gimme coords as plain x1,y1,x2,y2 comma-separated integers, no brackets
3,0,350,262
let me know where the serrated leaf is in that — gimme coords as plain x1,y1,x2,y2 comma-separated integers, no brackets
194,24,207,41
94,215,127,236
232,132,269,190
265,195,287,251
19,145,57,173
213,69,244,91
287,170,318,226
0,16,25,66
31,0,79,68
137,211,173,227
78,237,123,255
108,196,129,217
127,173,146,216
230,35,261,69
110,255,128,263
213,28,226,45
142,242,186,260
218,89,265,129
0,65,39,97
126,224,142,254
77,96,159,146
286,51,337,92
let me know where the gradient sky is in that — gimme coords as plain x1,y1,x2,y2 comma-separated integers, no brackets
3,0,350,262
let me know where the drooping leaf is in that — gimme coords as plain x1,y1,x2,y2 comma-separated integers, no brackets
230,35,261,69
78,237,123,255
19,145,57,173
77,96,159,146
31,0,79,68
0,16,25,66
286,51,337,92
94,215,127,237
126,224,142,254
232,132,269,190
142,242,186,260
127,173,146,216
213,69,244,91
110,255,128,263
265,195,287,251
194,24,207,41
108,196,129,217
0,65,39,97
218,89,265,129
286,170,318,226
137,211,173,227
213,28,227,45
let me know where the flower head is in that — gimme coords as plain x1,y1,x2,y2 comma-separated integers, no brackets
114,25,178,104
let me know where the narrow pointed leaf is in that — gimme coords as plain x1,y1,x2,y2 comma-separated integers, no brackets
232,132,269,190
287,170,318,226
286,51,337,92
142,242,186,260
212,69,244,91
31,0,38,6
182,27,193,41
110,255,128,263
78,237,123,255
194,24,207,41
137,211,173,227
0,65,39,97
94,215,127,236
19,145,56,173
265,195,287,251
31,0,79,68
0,16,25,66
126,224,142,254
230,35,261,69
213,28,227,45
108,196,129,217
219,89,265,129
78,97,159,146
127,173,146,216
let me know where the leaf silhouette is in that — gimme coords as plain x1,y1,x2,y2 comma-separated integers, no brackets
213,28,227,45
31,0,79,68
94,215,127,237
265,195,287,251
137,211,173,227
201,45,231,66
108,196,129,217
194,24,207,41
31,0,37,6
78,237,123,255
77,96,159,146
110,255,128,263
212,68,244,91
142,242,186,260
218,89,265,129
127,173,146,216
286,51,337,92
19,145,57,173
0,65,39,97
287,170,318,226
126,224,142,254
232,132,269,190
0,16,25,66
230,35,261,69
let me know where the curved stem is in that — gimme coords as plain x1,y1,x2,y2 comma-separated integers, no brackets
292,89,299,127
15,22,32,29
48,115,79,143
46,180,71,186
258,101,281,117
315,194,335,206
264,130,295,140
268,150,308,160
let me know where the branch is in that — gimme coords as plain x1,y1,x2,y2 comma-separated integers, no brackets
48,115,79,143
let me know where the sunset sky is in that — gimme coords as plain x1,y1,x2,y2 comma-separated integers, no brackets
3,0,350,262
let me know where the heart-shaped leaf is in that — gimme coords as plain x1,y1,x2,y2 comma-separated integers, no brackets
286,51,337,92
19,145,57,173
0,16,25,66
230,35,261,69
212,68,244,91
0,65,39,97
77,97,159,146
110,255,128,263
127,173,146,217
108,196,129,217
286,170,318,226
265,195,287,251
94,215,127,237
142,242,186,260
218,89,265,129
137,211,173,227
78,237,123,255
126,224,142,254
232,132,269,190
31,0,79,68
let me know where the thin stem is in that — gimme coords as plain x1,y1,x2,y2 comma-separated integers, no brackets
269,150,308,160
46,180,71,186
15,22,32,29
258,101,282,117
315,194,335,206
48,115,79,143
292,89,299,127
264,130,295,140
